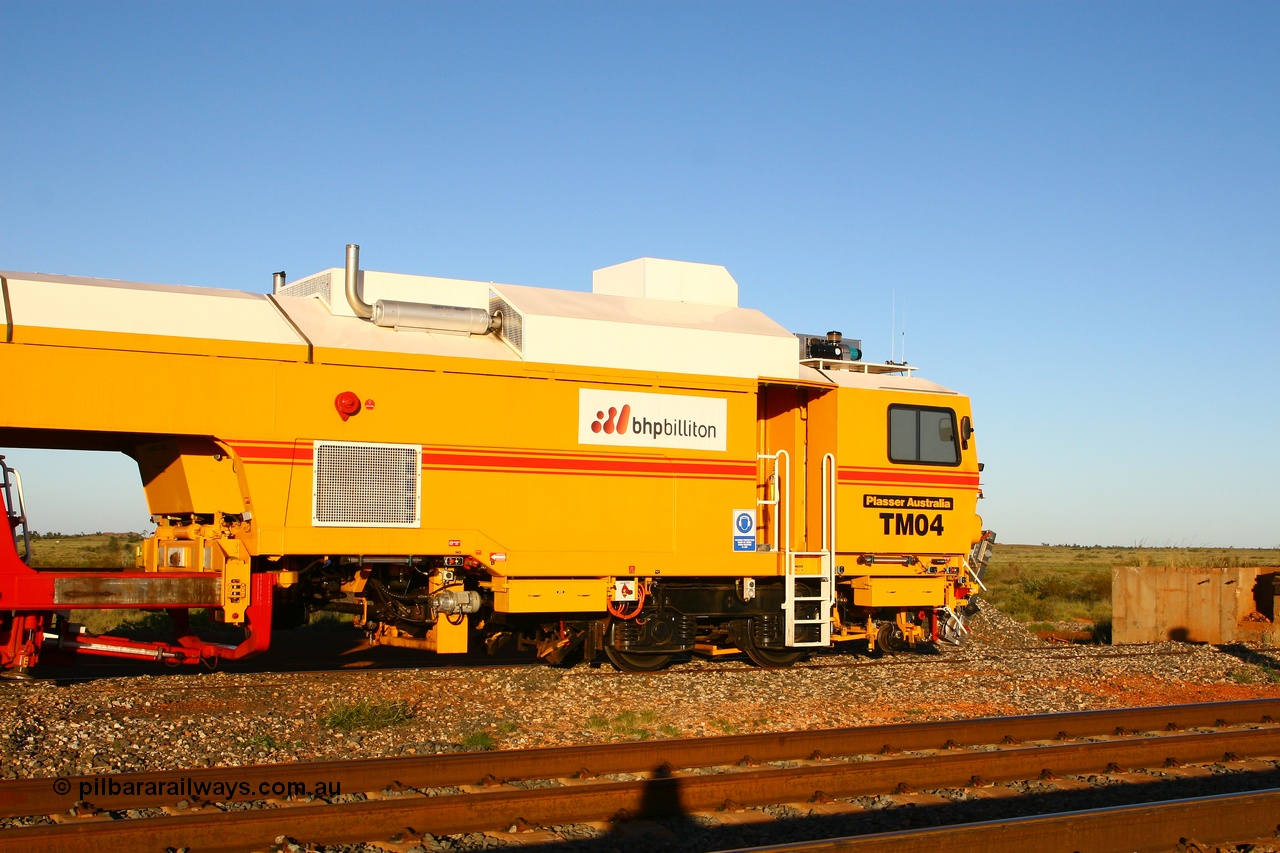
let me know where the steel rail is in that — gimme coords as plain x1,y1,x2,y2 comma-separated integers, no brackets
3,697,1277,819
34,640,1202,685
30,637,1203,686
3,720,1279,852
713,788,1280,853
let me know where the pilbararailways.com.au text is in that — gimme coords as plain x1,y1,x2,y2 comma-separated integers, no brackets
53,775,341,800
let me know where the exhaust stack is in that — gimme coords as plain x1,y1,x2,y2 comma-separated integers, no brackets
345,244,373,319
343,243,499,335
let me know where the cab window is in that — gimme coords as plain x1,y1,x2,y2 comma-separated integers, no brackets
888,405,960,466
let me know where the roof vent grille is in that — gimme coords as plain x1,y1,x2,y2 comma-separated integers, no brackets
489,288,523,353
280,272,333,304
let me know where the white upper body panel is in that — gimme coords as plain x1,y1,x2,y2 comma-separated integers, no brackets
591,258,739,307
488,280,799,379
0,259,918,387
0,271,302,345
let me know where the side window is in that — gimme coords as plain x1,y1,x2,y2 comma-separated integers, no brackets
888,405,960,466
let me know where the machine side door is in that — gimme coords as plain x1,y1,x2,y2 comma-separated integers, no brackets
755,382,837,558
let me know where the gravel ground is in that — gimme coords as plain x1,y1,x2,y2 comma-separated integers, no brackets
3,600,1279,781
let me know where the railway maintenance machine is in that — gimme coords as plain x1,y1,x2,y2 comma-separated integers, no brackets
0,247,994,675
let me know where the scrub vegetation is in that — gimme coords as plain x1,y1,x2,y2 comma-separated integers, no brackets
24,531,144,569
984,544,1280,630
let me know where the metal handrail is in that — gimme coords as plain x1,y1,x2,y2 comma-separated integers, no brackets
0,458,32,563
755,450,791,557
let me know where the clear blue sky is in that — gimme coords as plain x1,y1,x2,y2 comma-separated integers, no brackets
2,2,1277,546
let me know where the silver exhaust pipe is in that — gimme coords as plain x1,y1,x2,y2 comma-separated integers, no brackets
343,243,500,334
345,243,373,319
374,300,500,335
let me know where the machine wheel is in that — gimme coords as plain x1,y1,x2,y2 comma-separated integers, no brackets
744,645,805,668
740,627,805,668
876,622,907,655
604,647,674,673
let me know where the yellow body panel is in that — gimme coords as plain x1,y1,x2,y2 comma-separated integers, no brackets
0,336,765,572
851,576,946,607
492,577,609,613
832,387,983,559
0,333,983,588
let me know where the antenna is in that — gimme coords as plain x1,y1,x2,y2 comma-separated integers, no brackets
890,288,895,363
901,295,907,364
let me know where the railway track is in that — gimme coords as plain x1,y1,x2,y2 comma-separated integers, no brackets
2,698,1278,852
717,789,1280,852
30,640,1204,689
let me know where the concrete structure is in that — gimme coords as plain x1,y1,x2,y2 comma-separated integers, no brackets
1112,566,1280,645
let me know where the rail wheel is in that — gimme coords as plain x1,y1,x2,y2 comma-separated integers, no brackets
740,629,805,668
876,621,906,655
744,645,805,668
604,647,673,673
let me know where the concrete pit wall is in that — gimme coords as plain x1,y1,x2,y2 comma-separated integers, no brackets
1112,566,1280,645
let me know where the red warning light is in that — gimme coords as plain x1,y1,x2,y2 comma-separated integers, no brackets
335,391,361,421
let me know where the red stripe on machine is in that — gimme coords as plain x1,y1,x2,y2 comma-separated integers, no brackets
229,442,754,480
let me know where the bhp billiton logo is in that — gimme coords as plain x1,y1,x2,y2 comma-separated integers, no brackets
578,389,727,452
591,405,632,435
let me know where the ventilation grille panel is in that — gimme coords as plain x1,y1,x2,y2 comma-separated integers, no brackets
489,289,523,353
281,272,333,304
312,441,421,528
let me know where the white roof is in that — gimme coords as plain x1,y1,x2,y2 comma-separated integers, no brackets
591,257,739,307
488,281,799,378
820,369,957,395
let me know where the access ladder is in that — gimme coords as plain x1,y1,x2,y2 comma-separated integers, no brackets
757,450,836,646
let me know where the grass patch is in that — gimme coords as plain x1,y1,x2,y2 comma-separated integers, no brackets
614,710,657,728
586,710,663,739
302,611,357,631
1230,665,1280,686
461,731,496,750
322,699,413,731
251,733,299,751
